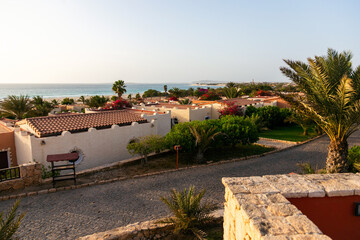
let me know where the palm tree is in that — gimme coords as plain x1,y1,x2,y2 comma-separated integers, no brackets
169,87,181,98
280,49,360,173
112,80,127,99
164,85,168,95
0,95,32,120
0,199,26,239
78,96,85,104
223,87,241,99
189,125,221,162
160,186,217,239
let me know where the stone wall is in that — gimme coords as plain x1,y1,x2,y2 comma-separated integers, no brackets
79,210,223,240
221,173,360,239
0,163,41,192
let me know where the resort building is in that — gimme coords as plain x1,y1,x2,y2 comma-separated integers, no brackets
14,109,171,171
132,98,264,124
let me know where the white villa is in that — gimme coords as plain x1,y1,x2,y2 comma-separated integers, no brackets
14,109,171,171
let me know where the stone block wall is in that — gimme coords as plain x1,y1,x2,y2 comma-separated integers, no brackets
222,174,360,239
0,163,41,192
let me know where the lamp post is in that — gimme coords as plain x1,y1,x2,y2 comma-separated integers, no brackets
174,145,181,169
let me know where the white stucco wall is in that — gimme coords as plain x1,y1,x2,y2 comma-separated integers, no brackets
15,112,171,171
14,129,34,165
189,106,211,121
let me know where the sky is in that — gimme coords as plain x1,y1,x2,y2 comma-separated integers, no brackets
0,0,359,84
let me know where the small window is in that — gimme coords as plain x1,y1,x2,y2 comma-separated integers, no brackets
204,116,210,120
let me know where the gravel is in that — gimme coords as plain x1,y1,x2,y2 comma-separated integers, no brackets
1,132,360,239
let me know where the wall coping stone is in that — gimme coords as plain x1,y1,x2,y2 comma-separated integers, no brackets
223,173,360,239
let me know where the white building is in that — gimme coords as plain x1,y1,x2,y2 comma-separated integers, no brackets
15,109,171,171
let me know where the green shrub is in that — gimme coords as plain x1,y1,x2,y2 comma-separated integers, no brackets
127,135,166,165
142,89,163,98
61,97,75,105
41,165,60,179
348,145,360,172
220,115,258,146
245,106,291,129
85,95,109,108
165,122,196,153
160,186,217,239
0,199,25,239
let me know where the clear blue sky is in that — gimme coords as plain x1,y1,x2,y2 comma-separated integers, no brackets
0,0,359,84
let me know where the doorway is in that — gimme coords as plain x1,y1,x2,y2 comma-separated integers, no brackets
0,151,9,169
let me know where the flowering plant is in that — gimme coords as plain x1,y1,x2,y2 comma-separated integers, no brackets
169,96,179,101
199,91,221,100
218,102,244,117
256,90,272,96
99,98,132,110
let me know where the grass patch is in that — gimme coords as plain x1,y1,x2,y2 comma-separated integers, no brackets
259,124,318,142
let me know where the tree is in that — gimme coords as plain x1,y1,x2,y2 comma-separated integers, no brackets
28,96,54,117
189,124,221,162
78,96,85,104
112,80,127,98
0,95,32,120
280,49,360,173
160,186,217,239
85,95,109,108
51,99,59,106
142,89,162,98
164,85,168,95
61,98,75,105
127,135,165,165
169,87,181,98
127,94,132,100
223,87,241,99
226,82,236,88
285,111,314,136
0,199,26,239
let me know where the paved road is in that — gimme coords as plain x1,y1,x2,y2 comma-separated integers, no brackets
2,132,360,240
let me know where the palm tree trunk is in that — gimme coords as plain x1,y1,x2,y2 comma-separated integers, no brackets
195,149,204,163
326,140,348,173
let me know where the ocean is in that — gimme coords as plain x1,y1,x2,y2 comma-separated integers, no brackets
0,83,221,100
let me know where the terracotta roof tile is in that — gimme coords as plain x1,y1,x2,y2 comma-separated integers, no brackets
25,110,148,138
216,98,259,106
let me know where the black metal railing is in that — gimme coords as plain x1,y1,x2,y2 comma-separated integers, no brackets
0,166,21,182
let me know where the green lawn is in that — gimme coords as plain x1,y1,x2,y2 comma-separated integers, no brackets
259,125,318,142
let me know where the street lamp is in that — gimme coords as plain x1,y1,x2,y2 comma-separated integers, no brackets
174,145,181,169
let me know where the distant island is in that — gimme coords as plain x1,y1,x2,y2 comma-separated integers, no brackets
191,80,227,87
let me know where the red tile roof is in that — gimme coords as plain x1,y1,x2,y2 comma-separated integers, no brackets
25,110,148,138
216,98,259,106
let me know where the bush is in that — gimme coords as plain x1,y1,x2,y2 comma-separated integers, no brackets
246,106,291,129
218,102,244,117
85,95,109,108
61,97,75,105
348,145,360,173
169,96,179,101
220,115,258,146
160,186,217,239
142,89,163,98
100,98,131,110
199,91,221,101
165,122,196,152
127,135,166,165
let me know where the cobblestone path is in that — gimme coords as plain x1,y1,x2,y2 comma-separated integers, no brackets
1,132,360,239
